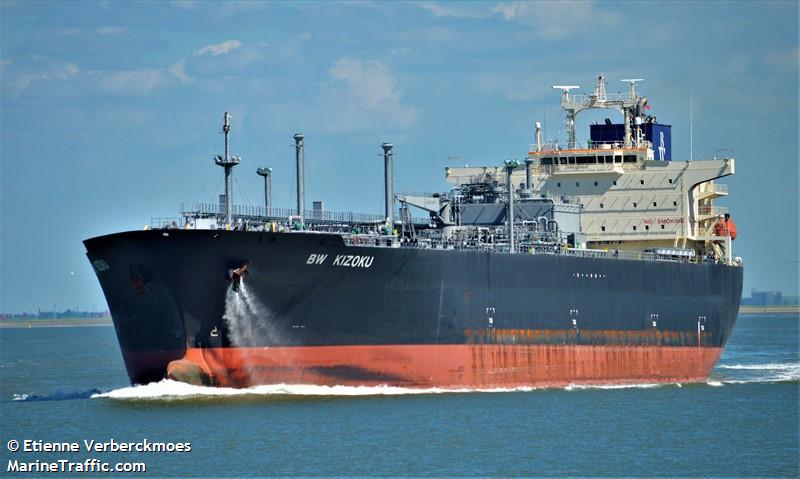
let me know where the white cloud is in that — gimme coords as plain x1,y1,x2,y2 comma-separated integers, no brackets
194,40,243,57
492,1,620,39
89,68,167,95
275,33,311,58
219,1,269,17
168,59,191,84
167,40,269,83
0,58,12,76
320,57,417,132
417,2,486,19
766,47,799,73
6,60,79,95
391,47,412,57
170,0,197,8
96,26,126,35
475,72,546,102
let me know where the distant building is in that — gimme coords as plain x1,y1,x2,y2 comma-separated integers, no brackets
741,289,784,306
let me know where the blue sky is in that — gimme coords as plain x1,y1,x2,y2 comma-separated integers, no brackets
1,1,798,313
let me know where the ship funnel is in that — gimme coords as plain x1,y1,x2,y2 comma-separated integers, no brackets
382,143,394,228
256,167,272,214
294,134,305,224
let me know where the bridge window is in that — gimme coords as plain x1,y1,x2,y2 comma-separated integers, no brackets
568,157,576,164
633,226,637,231
557,182,561,187
633,202,638,208
594,181,598,186
673,201,677,206
613,180,617,185
601,226,606,232
624,155,637,163
640,179,645,185
599,203,604,209
669,178,673,184
541,157,553,165
645,225,650,231
653,202,657,207
661,224,665,229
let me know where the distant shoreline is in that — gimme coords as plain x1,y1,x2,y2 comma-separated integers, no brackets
739,306,799,315
0,318,113,329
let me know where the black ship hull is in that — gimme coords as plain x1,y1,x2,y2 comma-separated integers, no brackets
85,230,742,388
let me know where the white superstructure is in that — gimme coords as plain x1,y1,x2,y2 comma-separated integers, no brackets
445,74,737,262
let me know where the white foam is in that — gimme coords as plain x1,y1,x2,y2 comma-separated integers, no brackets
564,382,664,391
91,362,800,400
12,393,30,401
717,362,799,371
92,379,540,400
713,362,800,384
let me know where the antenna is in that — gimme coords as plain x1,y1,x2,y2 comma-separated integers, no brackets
552,85,579,100
620,78,644,98
593,73,607,101
689,87,693,161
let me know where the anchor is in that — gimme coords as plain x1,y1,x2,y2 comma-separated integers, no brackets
228,264,248,292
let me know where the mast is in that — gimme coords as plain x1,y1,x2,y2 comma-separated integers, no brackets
553,75,643,149
382,143,394,228
293,133,305,224
214,112,240,228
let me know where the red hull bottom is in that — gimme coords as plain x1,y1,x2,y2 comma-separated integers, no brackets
166,345,723,389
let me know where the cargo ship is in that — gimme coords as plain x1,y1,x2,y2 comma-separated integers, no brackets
85,74,743,388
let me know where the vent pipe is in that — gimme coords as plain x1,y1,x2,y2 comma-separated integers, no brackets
256,167,272,214
504,160,520,254
214,112,240,228
525,158,533,191
382,143,394,228
293,133,305,223
535,121,542,151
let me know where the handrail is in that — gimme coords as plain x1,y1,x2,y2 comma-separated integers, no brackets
697,205,728,216
178,202,429,225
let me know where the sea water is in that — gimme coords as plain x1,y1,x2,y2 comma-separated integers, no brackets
1,314,797,476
